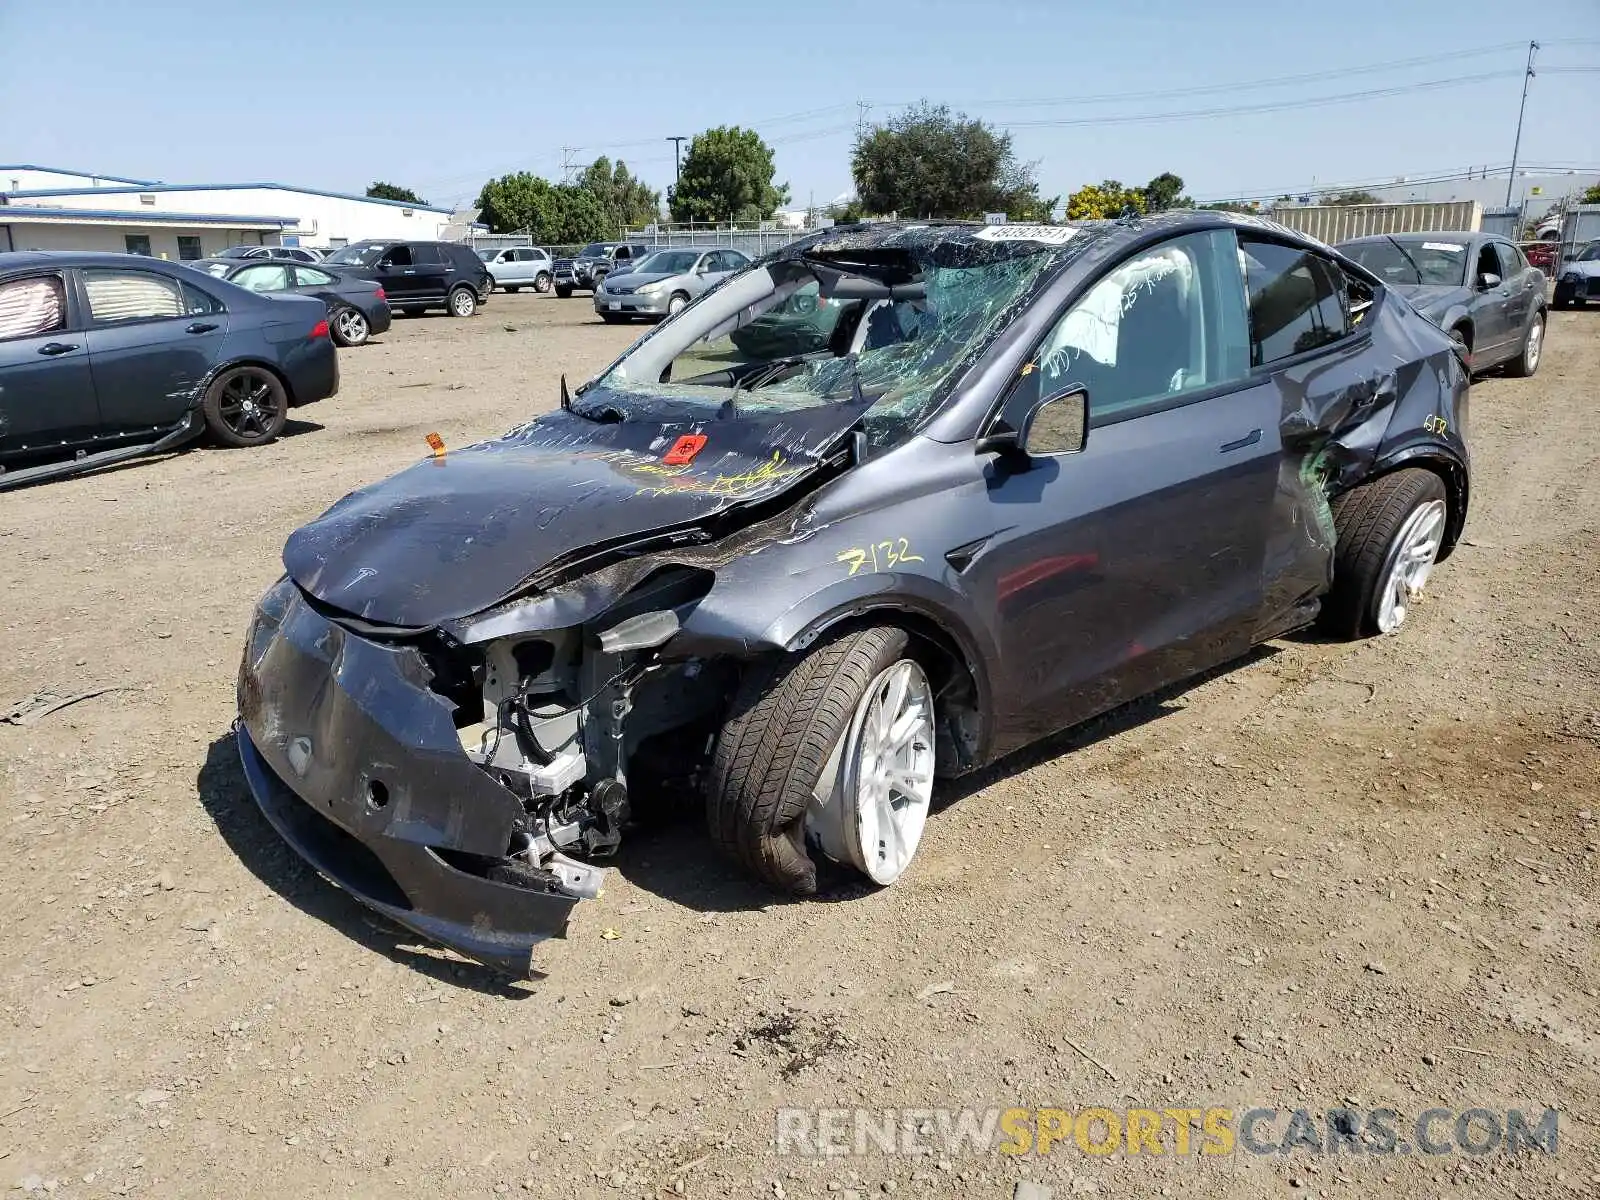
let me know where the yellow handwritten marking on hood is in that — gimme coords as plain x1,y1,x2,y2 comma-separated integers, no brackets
633,451,805,499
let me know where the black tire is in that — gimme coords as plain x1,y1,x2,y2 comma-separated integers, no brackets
447,286,477,318
330,306,369,347
535,272,552,293
201,366,288,449
707,626,912,895
1506,311,1544,378
506,285,520,294
554,285,573,299
1553,298,1571,310
1320,468,1447,639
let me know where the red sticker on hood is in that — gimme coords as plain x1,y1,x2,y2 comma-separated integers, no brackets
662,434,708,465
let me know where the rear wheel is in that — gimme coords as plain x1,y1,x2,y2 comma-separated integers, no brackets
330,307,369,347
707,627,935,894
535,272,552,293
202,366,288,449
448,286,477,318
506,285,521,294
1320,468,1449,639
1506,311,1544,377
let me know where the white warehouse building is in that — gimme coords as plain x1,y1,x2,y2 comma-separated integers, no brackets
1,164,463,258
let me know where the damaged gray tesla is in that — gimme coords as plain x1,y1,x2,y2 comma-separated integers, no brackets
235,213,1470,975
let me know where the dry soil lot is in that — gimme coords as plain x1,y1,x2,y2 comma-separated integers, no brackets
1,294,1597,1200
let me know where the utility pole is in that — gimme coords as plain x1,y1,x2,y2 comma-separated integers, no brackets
560,147,578,184
1506,40,1539,207
666,136,686,183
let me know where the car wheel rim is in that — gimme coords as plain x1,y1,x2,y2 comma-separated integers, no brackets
669,296,685,314
217,372,280,439
1525,319,1542,369
537,275,551,292
336,310,367,343
807,659,935,885
453,291,474,315
1375,499,1447,634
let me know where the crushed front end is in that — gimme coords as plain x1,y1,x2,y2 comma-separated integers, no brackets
235,567,728,976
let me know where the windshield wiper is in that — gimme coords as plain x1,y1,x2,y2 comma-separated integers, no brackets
1384,237,1425,285
739,356,807,391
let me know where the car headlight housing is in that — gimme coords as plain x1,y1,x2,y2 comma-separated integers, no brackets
636,280,666,296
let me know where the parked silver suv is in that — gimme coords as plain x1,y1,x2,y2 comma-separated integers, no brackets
592,246,751,321
476,245,554,293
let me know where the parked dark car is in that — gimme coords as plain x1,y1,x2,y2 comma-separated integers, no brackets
1336,231,1546,375
552,242,653,297
1553,241,1600,308
0,251,337,490
321,240,491,317
235,214,1470,975
189,258,391,346
215,245,324,263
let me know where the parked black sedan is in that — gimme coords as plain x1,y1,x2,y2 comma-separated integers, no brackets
236,213,1471,975
0,252,337,490
1336,231,1546,375
188,258,391,346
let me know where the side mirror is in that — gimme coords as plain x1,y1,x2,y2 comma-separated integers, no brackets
376,259,393,271
975,386,1088,459
1477,272,1502,290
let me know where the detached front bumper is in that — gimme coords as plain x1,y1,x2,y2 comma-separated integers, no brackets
234,580,583,976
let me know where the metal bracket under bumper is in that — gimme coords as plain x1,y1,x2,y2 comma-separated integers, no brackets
235,724,579,977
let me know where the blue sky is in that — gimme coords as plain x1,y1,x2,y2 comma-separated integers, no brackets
2,0,1596,212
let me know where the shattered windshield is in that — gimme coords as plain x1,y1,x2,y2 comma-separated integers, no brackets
1342,238,1468,287
587,240,1061,446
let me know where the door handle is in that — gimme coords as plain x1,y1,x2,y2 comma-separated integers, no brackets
38,342,79,356
403,269,416,275
186,322,219,334
1219,429,1262,453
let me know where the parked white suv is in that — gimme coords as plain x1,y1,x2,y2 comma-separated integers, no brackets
476,246,555,293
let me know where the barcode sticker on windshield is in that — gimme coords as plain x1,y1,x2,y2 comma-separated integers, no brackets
974,225,1078,245
1422,242,1465,252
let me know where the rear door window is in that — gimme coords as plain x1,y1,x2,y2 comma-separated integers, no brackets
0,274,69,341
1237,240,1350,367
1492,242,1522,279
411,243,444,266
232,263,292,292
82,269,189,324
293,266,337,286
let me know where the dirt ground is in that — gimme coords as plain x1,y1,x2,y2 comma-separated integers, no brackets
1,293,1596,1200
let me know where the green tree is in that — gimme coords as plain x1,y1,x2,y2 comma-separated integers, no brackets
366,181,427,204
850,102,1050,220
474,173,608,243
668,126,789,223
1582,183,1600,204
1141,172,1192,213
1065,180,1147,220
579,157,662,234
1322,189,1382,206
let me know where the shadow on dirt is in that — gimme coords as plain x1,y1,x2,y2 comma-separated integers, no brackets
619,643,1282,913
194,732,530,997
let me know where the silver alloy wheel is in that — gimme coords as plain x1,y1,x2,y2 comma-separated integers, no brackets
535,272,552,293
805,659,936,885
1375,499,1447,634
1524,317,1543,371
335,308,368,345
667,293,687,315
451,288,476,316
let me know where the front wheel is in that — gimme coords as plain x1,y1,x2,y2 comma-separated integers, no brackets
554,285,573,299
505,285,520,294
201,366,288,448
331,307,370,347
1506,312,1544,377
448,286,477,318
534,272,552,293
667,292,689,316
707,627,935,895
1320,469,1449,638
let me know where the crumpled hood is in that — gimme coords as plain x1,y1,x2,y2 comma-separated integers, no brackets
282,404,864,627
1393,283,1470,321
